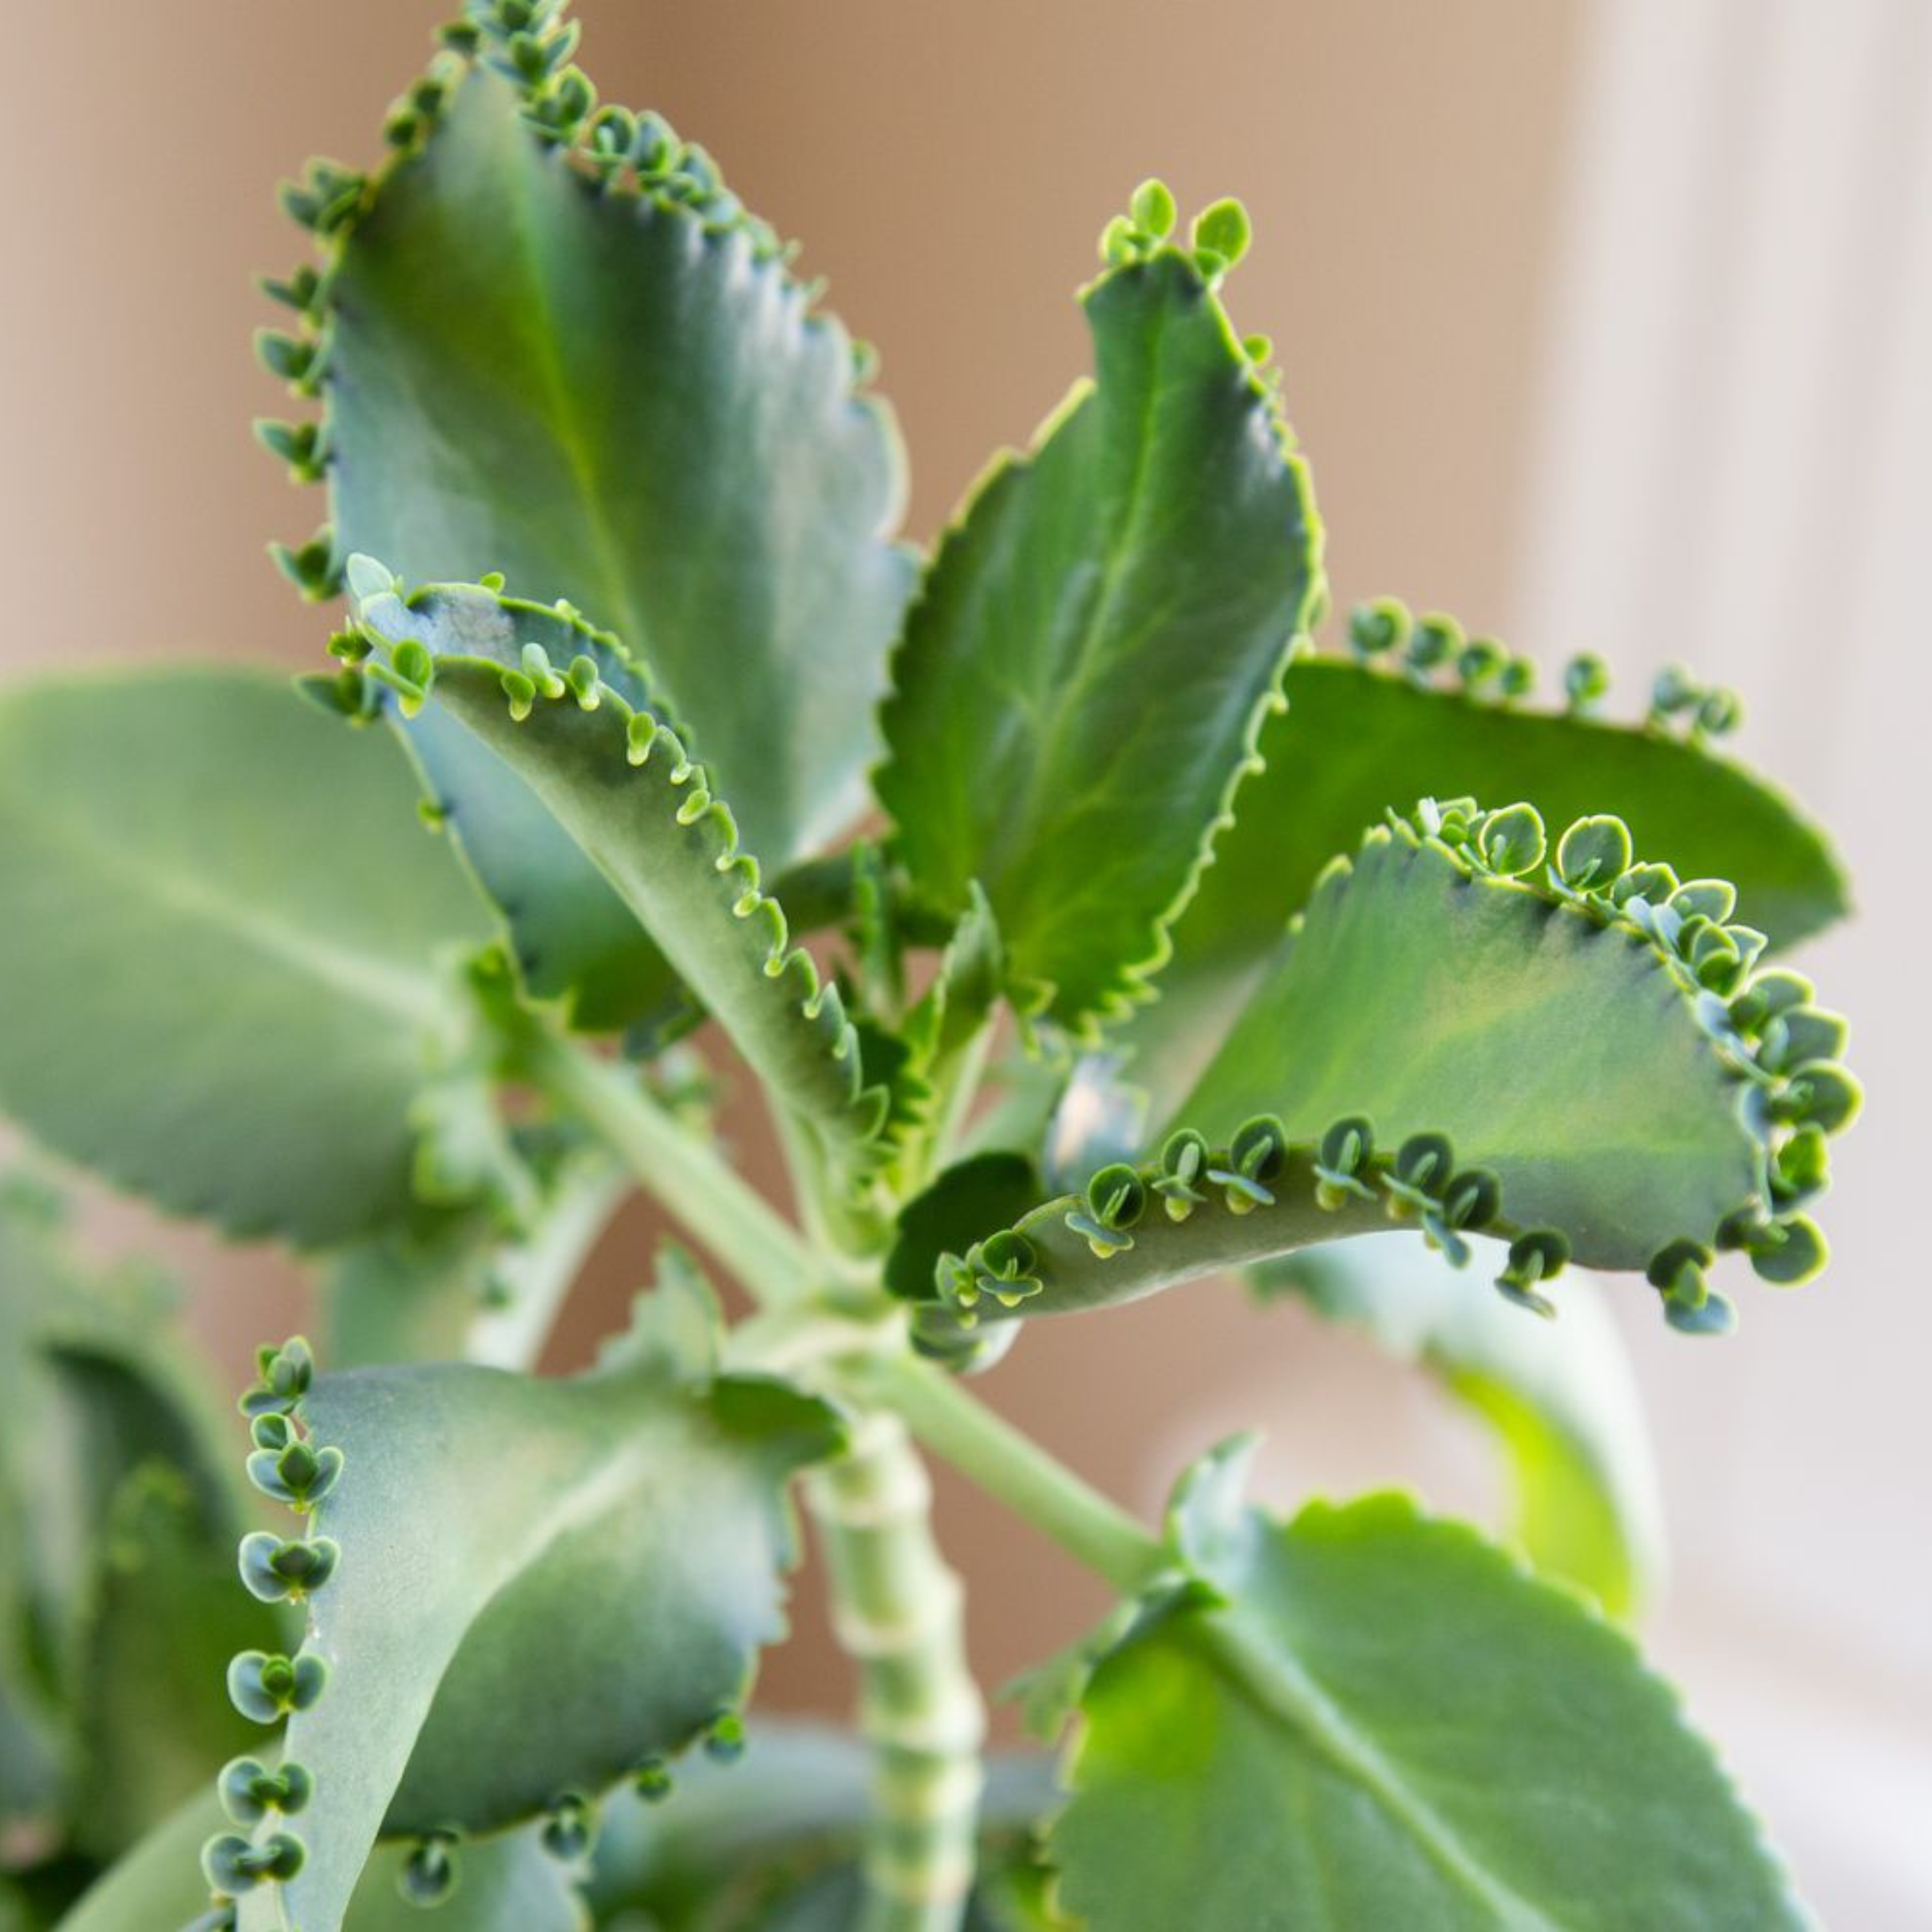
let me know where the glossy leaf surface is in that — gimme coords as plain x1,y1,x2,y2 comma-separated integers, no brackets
0,672,488,1246
1255,1236,1665,1615
1179,821,1777,1269
320,62,911,864
1051,1490,1802,1930
1129,653,1848,1093
911,806,1851,1341
254,1303,841,1931
876,240,1321,1031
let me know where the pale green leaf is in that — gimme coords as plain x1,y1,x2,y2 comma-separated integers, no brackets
1254,1235,1666,1616
0,671,489,1247
1050,1490,1803,1930
583,1721,1060,1930
875,239,1321,1032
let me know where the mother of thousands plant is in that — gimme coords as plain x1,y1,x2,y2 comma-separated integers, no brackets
0,5,1863,1929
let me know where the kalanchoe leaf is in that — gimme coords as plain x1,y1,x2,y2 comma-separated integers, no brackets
1475,801,1546,877
0,674,490,1249
539,1791,596,1860
237,1531,341,1604
1744,1212,1830,1287
886,1152,1046,1303
1119,642,1846,1108
218,1756,314,1827
1555,812,1634,891
1048,1494,1805,1929
918,804,1855,1342
226,1651,329,1725
345,570,894,1193
876,191,1322,1037
276,41,911,868
400,1832,461,1906
259,1336,844,1930
1258,1235,1665,1615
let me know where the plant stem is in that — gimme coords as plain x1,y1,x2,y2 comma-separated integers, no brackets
524,1031,814,1299
862,1353,1167,1598
463,1156,629,1371
807,1410,986,1932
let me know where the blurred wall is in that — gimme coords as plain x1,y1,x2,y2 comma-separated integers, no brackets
6,2,1925,1925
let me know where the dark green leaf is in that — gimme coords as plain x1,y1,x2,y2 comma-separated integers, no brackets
320,63,912,866
876,240,1321,1032
396,700,693,1039
69,1465,283,1862
886,1153,1046,1303
1128,654,1848,1096
911,807,1853,1343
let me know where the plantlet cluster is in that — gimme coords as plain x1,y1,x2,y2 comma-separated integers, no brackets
0,3,1863,1929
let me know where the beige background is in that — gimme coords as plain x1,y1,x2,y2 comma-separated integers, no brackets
3,2,1927,1925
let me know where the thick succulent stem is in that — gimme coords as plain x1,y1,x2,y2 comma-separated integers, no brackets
807,1409,986,1932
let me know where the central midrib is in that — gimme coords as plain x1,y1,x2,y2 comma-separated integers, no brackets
1203,1605,1578,1932
19,803,437,1032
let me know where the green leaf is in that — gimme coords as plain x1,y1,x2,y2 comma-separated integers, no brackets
1050,1488,1803,1931
0,1186,247,1763
250,1324,844,1930
55,1791,585,1932
910,805,1854,1341
395,700,694,1040
875,234,1321,1033
0,671,490,1247
1254,1236,1665,1616
1128,651,1848,1096
1174,813,1830,1271
324,1146,623,1372
311,58,912,866
345,571,891,1187
887,1152,1046,1303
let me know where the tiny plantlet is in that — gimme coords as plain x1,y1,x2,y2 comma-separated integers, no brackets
0,4,1865,1929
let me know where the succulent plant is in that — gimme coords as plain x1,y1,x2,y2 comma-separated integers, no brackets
0,5,1860,1929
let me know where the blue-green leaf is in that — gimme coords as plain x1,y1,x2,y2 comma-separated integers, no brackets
0,672,489,1247
240,1306,843,1931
